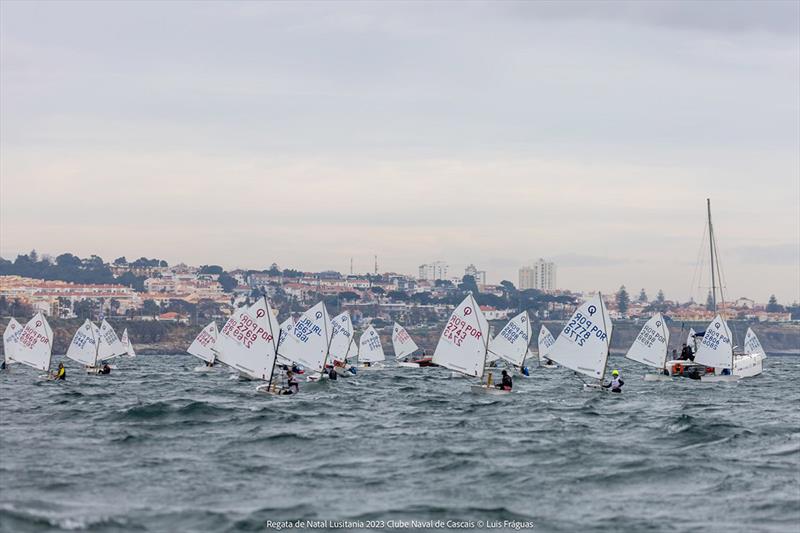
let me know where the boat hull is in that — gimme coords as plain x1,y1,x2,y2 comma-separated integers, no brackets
470,384,512,395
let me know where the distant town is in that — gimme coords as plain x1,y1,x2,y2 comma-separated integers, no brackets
0,251,796,328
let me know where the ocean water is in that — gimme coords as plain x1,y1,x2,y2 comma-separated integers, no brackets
0,355,798,533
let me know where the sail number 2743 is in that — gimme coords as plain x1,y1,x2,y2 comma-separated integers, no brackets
563,312,607,347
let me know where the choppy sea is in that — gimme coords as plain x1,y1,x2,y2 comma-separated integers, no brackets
1,355,798,533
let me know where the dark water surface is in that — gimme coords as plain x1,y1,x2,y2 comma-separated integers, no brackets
1,355,798,532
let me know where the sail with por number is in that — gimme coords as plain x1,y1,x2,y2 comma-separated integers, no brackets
625,313,669,369
432,293,489,378
548,295,613,380
488,311,531,368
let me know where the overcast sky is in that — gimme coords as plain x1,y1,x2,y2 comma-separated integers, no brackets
1,1,798,303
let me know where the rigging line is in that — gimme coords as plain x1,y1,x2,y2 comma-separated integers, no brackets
689,220,708,303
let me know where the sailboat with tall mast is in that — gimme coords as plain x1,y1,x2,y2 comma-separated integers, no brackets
392,322,435,367
664,199,764,381
547,294,614,392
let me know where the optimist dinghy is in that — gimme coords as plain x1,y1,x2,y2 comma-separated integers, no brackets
547,294,616,393
431,293,506,394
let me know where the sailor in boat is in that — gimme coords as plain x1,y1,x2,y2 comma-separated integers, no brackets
520,366,530,376
204,360,215,368
496,370,513,391
281,371,299,395
99,363,111,375
328,365,338,380
671,349,678,360
50,363,66,381
602,369,624,393
680,343,694,361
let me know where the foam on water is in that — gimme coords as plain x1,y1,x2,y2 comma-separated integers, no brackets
0,355,798,532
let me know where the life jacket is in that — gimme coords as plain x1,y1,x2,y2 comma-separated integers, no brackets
56,367,65,379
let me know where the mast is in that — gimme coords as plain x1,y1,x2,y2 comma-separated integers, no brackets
598,292,610,384
707,198,716,313
265,296,280,391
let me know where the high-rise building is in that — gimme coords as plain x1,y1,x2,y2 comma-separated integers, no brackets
518,258,556,290
418,261,449,281
464,264,487,286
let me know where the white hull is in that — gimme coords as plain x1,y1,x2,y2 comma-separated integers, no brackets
643,373,672,382
334,366,354,377
397,361,420,368
193,365,214,373
470,384,512,395
733,353,764,378
583,383,617,394
450,371,468,379
664,356,762,381
85,366,110,375
540,362,558,369
356,364,385,371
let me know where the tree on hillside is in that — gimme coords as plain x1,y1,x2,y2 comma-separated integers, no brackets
199,265,224,275
370,286,385,295
766,294,782,313
616,285,630,315
73,299,95,321
458,275,480,295
113,257,127,265
143,299,160,317
656,290,665,304
338,291,359,302
638,289,648,303
218,272,237,292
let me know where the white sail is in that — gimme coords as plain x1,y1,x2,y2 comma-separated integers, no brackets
694,315,733,369
548,295,613,380
432,293,489,378
66,319,100,367
488,311,531,367
120,328,136,357
743,327,765,357
392,322,419,360
187,321,218,364
13,313,53,371
537,325,556,362
3,317,23,364
277,302,332,373
686,328,697,351
97,319,126,361
329,312,355,363
214,297,279,380
358,326,385,363
276,316,296,365
625,313,669,369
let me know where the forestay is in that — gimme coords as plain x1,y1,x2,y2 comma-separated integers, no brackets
97,319,127,361
694,314,733,369
488,311,531,367
548,295,612,380
432,293,489,378
66,319,100,367
188,321,218,364
13,313,53,371
121,328,136,357
625,313,669,369
3,317,23,363
329,312,355,363
537,325,556,362
214,297,279,380
278,302,332,373
359,326,385,363
743,328,765,357
392,323,419,360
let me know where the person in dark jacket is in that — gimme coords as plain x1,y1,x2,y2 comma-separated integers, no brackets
496,370,513,391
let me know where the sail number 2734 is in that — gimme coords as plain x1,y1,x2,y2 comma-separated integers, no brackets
563,312,607,347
